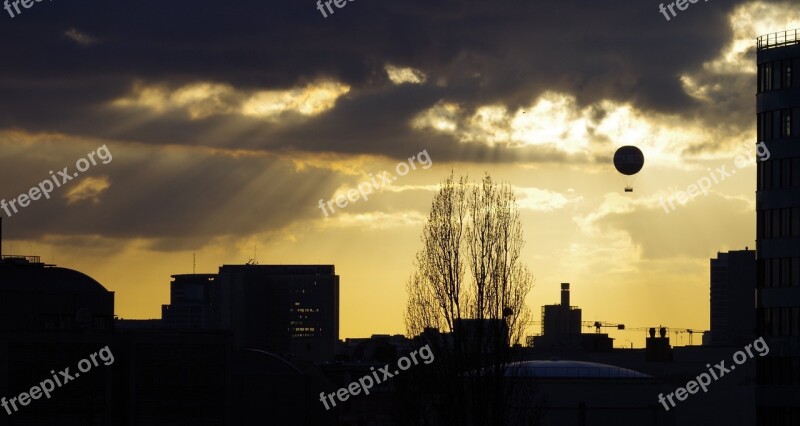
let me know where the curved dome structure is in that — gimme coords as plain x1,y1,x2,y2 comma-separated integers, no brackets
505,360,651,379
0,258,114,330
0,263,110,293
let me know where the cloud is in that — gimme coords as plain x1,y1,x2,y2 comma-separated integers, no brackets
385,65,427,85
65,176,111,204
574,190,753,260
0,0,791,253
64,28,98,46
319,211,427,230
0,0,756,164
514,187,581,212
112,80,350,121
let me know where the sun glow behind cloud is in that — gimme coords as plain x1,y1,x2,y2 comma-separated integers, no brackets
702,2,800,75
385,65,427,85
411,91,730,169
112,80,350,121
65,176,111,205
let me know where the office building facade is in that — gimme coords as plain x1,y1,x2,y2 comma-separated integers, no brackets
217,264,339,362
755,29,800,425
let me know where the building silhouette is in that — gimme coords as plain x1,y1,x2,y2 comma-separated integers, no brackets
709,249,756,346
162,265,340,362
755,28,800,425
0,222,335,425
530,283,614,351
0,254,115,426
217,264,339,362
162,273,217,328
531,283,582,348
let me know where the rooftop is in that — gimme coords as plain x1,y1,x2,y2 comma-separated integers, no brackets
757,29,800,51
0,258,110,294
0,254,42,264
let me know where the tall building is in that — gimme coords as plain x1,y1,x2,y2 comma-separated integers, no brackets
160,264,340,361
216,264,339,362
531,283,613,351
709,249,756,346
531,283,582,349
755,28,800,425
162,273,217,328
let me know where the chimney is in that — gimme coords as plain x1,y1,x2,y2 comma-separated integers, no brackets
561,283,570,307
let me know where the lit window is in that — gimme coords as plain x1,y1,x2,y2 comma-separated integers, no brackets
783,110,792,137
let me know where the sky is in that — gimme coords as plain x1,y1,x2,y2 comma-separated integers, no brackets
1,0,799,348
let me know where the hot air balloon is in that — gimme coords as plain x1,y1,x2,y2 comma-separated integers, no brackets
613,146,644,192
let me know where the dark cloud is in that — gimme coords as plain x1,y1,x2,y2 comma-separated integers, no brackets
0,0,769,160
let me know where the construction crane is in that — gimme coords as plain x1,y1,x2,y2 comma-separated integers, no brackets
620,326,707,346
582,321,625,333
676,329,705,346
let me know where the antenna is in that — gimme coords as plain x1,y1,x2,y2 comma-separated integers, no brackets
193,253,196,274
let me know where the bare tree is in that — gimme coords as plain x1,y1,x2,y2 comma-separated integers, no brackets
404,172,534,426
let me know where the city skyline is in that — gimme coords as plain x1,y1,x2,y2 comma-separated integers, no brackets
1,1,799,349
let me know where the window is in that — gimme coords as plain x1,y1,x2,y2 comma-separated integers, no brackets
782,208,791,236
764,209,772,238
794,208,800,236
762,160,772,189
772,258,781,287
758,161,775,190
784,60,793,88
759,111,774,140
783,307,792,336
793,258,800,287
764,62,773,91
794,307,800,335
773,210,781,237
783,159,792,187
757,162,762,189
768,111,774,139
762,260,771,287
783,257,792,287
783,109,793,137
773,159,782,188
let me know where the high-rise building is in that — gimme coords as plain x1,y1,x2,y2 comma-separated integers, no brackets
160,264,340,361
216,264,339,362
162,274,217,328
755,28,800,425
709,249,756,346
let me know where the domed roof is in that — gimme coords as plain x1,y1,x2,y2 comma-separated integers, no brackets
505,360,651,379
0,261,110,294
